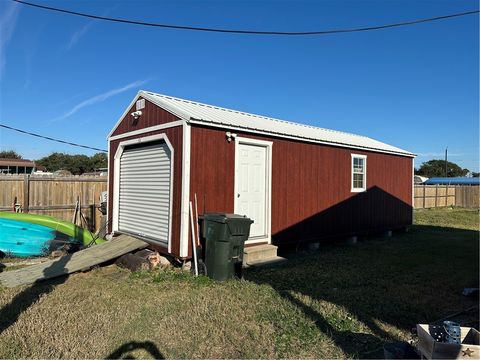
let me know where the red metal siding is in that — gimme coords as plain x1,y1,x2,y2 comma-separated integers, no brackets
190,125,413,245
108,102,183,257
111,97,180,137
190,126,235,214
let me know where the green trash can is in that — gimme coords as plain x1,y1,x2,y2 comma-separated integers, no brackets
200,213,253,281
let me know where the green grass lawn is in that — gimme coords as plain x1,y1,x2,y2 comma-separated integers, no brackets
0,208,478,359
414,207,479,231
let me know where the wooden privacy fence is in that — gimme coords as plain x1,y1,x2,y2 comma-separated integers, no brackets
414,185,479,209
0,174,107,230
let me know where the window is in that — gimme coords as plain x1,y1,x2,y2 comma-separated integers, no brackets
351,154,367,192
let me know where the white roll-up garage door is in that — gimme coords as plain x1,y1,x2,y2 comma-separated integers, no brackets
118,141,172,247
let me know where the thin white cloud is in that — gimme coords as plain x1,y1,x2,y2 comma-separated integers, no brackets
66,5,117,50
51,79,149,122
0,2,20,79
23,24,44,89
67,20,97,50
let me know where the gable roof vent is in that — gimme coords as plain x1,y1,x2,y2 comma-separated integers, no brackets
136,98,145,111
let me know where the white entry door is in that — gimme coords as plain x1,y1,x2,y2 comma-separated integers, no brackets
235,139,271,241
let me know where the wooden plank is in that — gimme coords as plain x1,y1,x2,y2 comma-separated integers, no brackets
445,184,449,207
23,174,30,213
423,185,426,209
0,204,95,211
0,235,147,288
28,177,107,183
0,175,24,181
460,186,479,208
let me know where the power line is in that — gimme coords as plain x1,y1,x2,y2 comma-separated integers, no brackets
0,124,107,153
13,0,479,36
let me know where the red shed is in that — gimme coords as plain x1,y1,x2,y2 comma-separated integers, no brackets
107,91,414,261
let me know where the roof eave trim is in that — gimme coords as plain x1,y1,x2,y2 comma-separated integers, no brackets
107,92,142,139
189,117,416,158
140,91,192,121
107,91,189,140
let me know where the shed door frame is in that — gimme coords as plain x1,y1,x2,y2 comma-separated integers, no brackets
112,133,174,252
234,137,272,245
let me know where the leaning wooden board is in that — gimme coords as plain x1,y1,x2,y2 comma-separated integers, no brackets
0,235,147,288
417,324,480,359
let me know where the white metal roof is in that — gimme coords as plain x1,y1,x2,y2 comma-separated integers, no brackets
112,90,415,157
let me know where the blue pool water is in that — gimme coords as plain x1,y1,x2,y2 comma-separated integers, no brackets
0,218,58,257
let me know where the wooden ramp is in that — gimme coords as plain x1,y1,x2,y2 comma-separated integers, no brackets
0,235,147,288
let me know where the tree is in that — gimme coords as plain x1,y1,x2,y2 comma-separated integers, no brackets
416,160,469,178
0,150,22,159
471,172,480,178
36,152,108,175
36,153,67,173
68,154,91,175
89,152,108,170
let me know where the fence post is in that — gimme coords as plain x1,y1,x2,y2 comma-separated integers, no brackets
23,174,30,213
423,185,426,209
434,184,438,208
445,184,449,206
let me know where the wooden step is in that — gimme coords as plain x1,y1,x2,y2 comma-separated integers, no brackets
243,244,278,265
245,256,287,268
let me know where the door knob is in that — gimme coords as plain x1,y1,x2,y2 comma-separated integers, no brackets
237,194,240,198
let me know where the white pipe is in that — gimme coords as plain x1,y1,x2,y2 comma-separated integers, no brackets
189,201,199,276
194,193,200,247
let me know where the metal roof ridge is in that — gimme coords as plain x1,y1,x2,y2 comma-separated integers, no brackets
187,117,412,156
140,90,413,156
141,90,373,140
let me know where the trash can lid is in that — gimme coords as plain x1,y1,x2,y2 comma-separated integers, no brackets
200,213,252,224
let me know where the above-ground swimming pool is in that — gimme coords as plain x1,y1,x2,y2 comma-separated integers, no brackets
0,218,80,257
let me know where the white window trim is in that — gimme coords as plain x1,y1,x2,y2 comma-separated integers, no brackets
234,137,273,245
351,154,367,193
112,133,174,252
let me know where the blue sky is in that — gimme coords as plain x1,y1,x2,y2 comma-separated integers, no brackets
0,0,478,171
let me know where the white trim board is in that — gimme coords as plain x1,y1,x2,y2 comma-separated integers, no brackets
411,158,415,224
179,122,191,258
106,140,111,232
234,136,273,245
112,133,174,252
109,120,184,141
107,93,142,139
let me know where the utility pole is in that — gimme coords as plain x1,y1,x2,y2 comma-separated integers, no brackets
445,147,448,177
